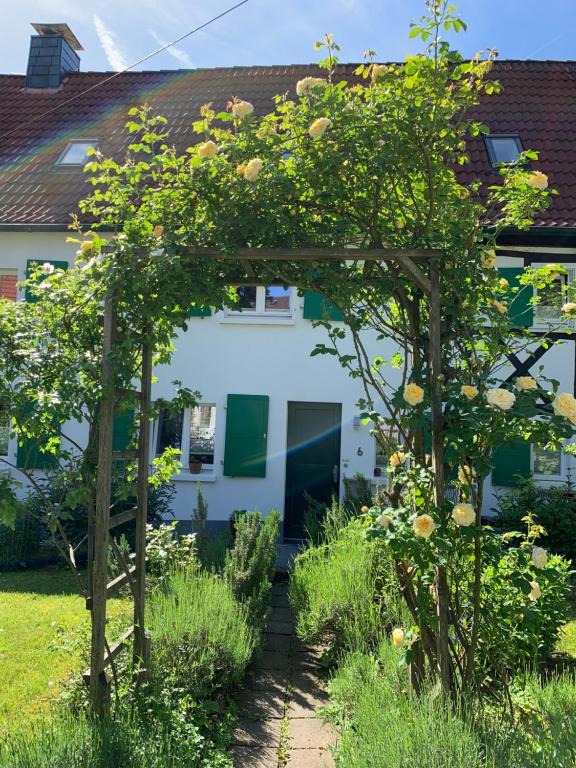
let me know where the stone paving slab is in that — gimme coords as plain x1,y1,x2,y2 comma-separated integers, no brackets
235,690,286,719
233,716,282,747
287,748,335,768
288,688,328,718
230,745,278,768
288,718,338,750
253,650,291,672
244,668,287,693
264,632,292,654
266,619,293,635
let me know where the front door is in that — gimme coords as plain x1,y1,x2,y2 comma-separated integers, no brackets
284,401,342,539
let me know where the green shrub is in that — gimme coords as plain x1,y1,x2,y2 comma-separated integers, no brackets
145,521,196,582
0,515,41,564
0,706,234,768
149,568,256,699
224,509,280,627
327,647,576,768
290,518,397,653
496,480,576,561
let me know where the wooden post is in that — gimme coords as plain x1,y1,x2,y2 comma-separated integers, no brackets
133,338,152,672
89,294,115,713
428,264,452,697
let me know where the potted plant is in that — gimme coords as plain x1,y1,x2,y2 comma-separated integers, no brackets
189,455,203,474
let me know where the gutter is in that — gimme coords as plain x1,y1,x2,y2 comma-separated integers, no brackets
0,223,114,232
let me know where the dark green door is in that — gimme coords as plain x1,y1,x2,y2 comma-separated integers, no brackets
284,401,342,539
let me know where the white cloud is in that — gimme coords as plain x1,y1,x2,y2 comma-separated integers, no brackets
149,29,193,69
93,14,128,71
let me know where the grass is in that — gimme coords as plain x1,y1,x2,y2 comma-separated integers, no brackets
0,567,128,737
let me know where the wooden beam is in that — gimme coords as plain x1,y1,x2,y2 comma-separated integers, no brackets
83,626,135,684
109,506,137,530
182,246,438,262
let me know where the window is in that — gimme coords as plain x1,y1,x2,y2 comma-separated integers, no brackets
56,140,98,166
227,286,292,316
0,269,18,301
0,409,10,456
484,134,523,167
535,269,575,326
155,405,216,475
532,445,562,477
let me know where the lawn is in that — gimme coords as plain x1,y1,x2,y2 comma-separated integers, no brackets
0,567,128,736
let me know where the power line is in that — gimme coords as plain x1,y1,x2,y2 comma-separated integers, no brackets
0,0,249,142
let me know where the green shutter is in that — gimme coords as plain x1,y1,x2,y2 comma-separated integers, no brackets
303,291,343,322
223,394,269,478
189,306,211,317
16,401,59,470
25,259,69,303
112,409,135,452
492,440,531,487
498,267,533,328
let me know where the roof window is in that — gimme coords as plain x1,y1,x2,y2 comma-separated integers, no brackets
484,134,524,167
56,140,97,166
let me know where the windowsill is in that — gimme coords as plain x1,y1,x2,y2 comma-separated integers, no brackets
218,313,295,326
173,470,217,483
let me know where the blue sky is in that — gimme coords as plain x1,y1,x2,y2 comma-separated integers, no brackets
2,0,575,74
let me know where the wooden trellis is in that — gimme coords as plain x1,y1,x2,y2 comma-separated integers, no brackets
84,244,455,710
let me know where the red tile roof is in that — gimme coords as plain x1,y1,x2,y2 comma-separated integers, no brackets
0,61,574,228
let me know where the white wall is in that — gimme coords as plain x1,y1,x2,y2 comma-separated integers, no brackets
1,233,575,526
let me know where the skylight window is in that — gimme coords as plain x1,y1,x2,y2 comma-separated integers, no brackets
56,140,97,166
484,134,524,167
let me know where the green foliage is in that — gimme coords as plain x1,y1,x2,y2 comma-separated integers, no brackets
327,645,576,768
496,480,576,562
145,522,196,582
149,567,256,700
0,705,235,768
192,484,208,562
290,518,398,653
0,515,41,564
224,510,280,627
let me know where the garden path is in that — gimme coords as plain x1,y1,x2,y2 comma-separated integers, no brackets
231,581,337,767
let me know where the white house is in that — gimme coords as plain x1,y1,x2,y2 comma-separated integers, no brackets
1,25,576,537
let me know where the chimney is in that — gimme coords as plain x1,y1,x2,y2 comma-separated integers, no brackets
26,23,82,89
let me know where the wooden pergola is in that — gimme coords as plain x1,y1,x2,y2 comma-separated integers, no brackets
85,243,445,709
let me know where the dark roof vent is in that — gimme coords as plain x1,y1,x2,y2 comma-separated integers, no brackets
26,23,82,89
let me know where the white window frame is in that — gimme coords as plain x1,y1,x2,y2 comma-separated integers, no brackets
220,286,294,325
531,444,563,481
55,139,98,167
154,404,217,482
534,268,576,330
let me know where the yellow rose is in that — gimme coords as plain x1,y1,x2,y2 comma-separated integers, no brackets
525,171,549,190
413,514,435,539
403,383,424,406
553,392,576,424
389,451,407,467
360,505,370,514
80,240,94,254
532,546,548,569
491,299,507,314
236,163,246,175
499,278,509,289
392,628,405,647
516,376,537,391
486,387,516,411
561,302,576,314
481,249,497,269
461,385,479,400
377,513,393,528
198,140,218,159
451,502,476,527
395,219,405,230
458,465,476,485
244,158,263,182
296,76,327,96
371,63,387,82
153,225,164,238
309,117,332,138
528,580,541,602
232,100,254,119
